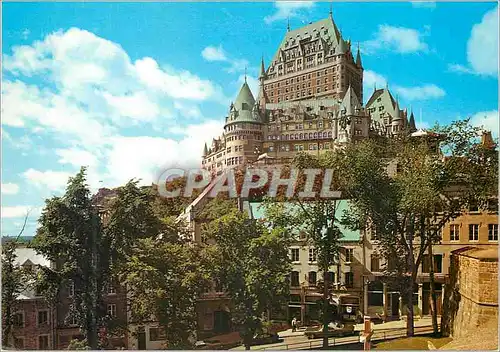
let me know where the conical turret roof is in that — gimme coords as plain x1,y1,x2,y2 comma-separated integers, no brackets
356,44,362,67
341,84,362,115
226,81,262,125
408,111,417,132
235,81,255,109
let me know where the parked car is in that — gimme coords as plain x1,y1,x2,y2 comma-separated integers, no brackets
250,332,282,346
304,323,357,339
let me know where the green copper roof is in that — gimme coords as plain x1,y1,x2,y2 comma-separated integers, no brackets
226,81,263,125
270,17,344,66
249,200,360,242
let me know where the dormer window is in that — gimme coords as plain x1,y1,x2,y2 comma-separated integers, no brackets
242,103,249,111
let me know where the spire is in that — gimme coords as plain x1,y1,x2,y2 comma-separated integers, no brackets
356,42,362,67
373,82,377,92
409,111,417,132
244,66,247,83
287,17,291,32
329,2,333,19
203,142,208,156
259,56,266,81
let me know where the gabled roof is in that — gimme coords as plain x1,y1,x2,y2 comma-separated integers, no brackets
365,88,397,110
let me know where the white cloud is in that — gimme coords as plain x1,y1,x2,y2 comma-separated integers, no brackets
56,148,100,168
363,25,428,54
102,119,224,187
201,45,250,74
2,183,20,195
264,1,315,24
3,28,233,193
411,2,436,9
449,7,498,77
470,110,499,137
363,70,387,102
1,206,40,219
201,45,227,61
2,27,226,144
393,84,445,101
22,169,73,192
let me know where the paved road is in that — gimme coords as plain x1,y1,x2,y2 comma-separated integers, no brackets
231,322,436,350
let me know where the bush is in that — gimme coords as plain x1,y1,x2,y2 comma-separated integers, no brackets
67,339,90,350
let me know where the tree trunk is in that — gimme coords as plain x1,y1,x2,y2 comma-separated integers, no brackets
428,243,439,336
406,218,416,337
406,280,415,337
322,267,329,349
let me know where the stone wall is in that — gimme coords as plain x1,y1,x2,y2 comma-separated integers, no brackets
441,247,498,338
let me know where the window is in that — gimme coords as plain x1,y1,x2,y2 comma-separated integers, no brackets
469,224,479,241
291,271,300,287
107,304,117,318
149,327,167,341
309,248,317,262
345,248,354,262
488,224,498,241
434,255,443,273
327,271,335,284
13,312,24,327
449,224,459,241
344,273,354,288
107,284,116,295
38,310,49,326
308,271,317,286
68,280,75,297
38,336,49,350
70,314,78,326
291,248,300,262
371,254,380,272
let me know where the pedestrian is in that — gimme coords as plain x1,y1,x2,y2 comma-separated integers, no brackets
291,317,297,332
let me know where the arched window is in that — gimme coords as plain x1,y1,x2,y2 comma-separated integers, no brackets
299,133,303,139
313,132,318,138
309,133,313,139
295,133,299,140
308,271,317,286
328,131,332,138
285,134,289,140
323,132,328,138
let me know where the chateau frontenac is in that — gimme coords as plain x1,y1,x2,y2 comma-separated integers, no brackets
202,14,417,175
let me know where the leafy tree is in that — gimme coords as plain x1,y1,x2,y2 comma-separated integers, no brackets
337,119,497,336
1,214,31,348
262,151,349,348
119,232,213,349
203,205,291,350
31,168,104,349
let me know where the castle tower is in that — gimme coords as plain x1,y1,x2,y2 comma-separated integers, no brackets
263,15,363,104
224,80,264,168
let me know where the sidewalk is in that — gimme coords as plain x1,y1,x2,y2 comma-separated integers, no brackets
354,316,433,331
278,327,308,338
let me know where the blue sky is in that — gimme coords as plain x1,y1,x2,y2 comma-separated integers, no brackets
1,1,498,237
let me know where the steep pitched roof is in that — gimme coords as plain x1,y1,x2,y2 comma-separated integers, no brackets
341,84,362,115
226,81,263,124
269,17,344,67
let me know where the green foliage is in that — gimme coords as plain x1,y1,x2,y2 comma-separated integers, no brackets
67,338,90,350
120,237,211,349
1,241,24,347
203,206,291,349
